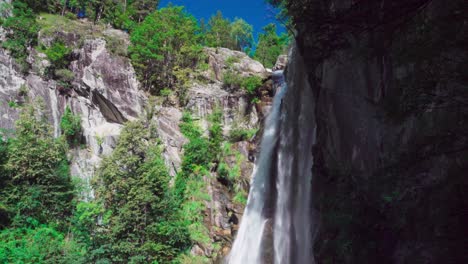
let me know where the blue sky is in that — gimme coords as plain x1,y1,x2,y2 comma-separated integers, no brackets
159,0,285,39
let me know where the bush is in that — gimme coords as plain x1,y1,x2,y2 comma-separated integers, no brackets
55,69,75,83
233,191,248,205
225,55,241,68
0,226,87,263
1,2,39,73
44,41,71,70
222,70,243,89
60,107,81,144
223,71,263,95
241,75,263,94
105,35,127,57
217,162,229,179
229,127,258,142
18,84,29,97
160,88,172,97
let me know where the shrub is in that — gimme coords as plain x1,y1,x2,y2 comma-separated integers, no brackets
233,191,248,205
105,35,127,57
7,101,18,108
1,2,39,73
55,69,75,83
217,162,229,179
223,70,243,89
160,88,172,97
0,226,87,263
60,107,81,144
241,75,263,94
229,127,258,142
18,84,29,97
44,41,71,70
225,55,241,68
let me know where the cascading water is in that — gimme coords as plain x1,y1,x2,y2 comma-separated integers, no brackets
227,46,316,264
227,70,287,264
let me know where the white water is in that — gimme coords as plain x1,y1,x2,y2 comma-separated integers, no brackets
228,46,316,264
227,70,287,264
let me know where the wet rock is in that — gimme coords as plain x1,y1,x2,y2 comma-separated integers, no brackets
273,54,288,71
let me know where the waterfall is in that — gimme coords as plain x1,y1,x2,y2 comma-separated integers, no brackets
228,46,316,264
227,70,287,264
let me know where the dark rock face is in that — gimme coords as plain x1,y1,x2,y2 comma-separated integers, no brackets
284,0,468,262
91,90,127,124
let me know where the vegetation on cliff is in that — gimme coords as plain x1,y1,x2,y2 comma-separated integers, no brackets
0,0,271,263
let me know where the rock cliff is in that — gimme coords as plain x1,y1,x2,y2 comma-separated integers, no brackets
282,0,467,262
0,17,275,260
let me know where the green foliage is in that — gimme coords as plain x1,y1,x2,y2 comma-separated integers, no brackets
230,18,254,51
176,254,211,264
0,2,13,21
55,68,75,83
2,102,74,226
0,226,87,263
1,2,39,73
242,75,263,94
7,101,18,108
18,84,29,97
91,120,190,263
208,108,223,159
254,23,289,68
44,41,72,70
204,12,254,51
222,70,243,89
229,127,258,142
129,6,202,93
175,111,225,249
225,56,241,68
233,190,248,206
204,11,233,49
223,71,263,96
60,106,81,144
179,112,203,139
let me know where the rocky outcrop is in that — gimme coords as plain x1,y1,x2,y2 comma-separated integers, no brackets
205,47,267,81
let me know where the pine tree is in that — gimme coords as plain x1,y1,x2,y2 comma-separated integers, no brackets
92,121,189,263
254,23,289,68
2,102,74,226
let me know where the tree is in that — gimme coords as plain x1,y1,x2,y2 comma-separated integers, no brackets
130,0,158,23
129,6,201,93
254,23,289,68
92,121,190,263
230,18,254,51
2,102,74,226
205,11,234,49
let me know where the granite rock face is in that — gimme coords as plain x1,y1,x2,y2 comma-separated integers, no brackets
205,47,267,81
1,18,274,260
